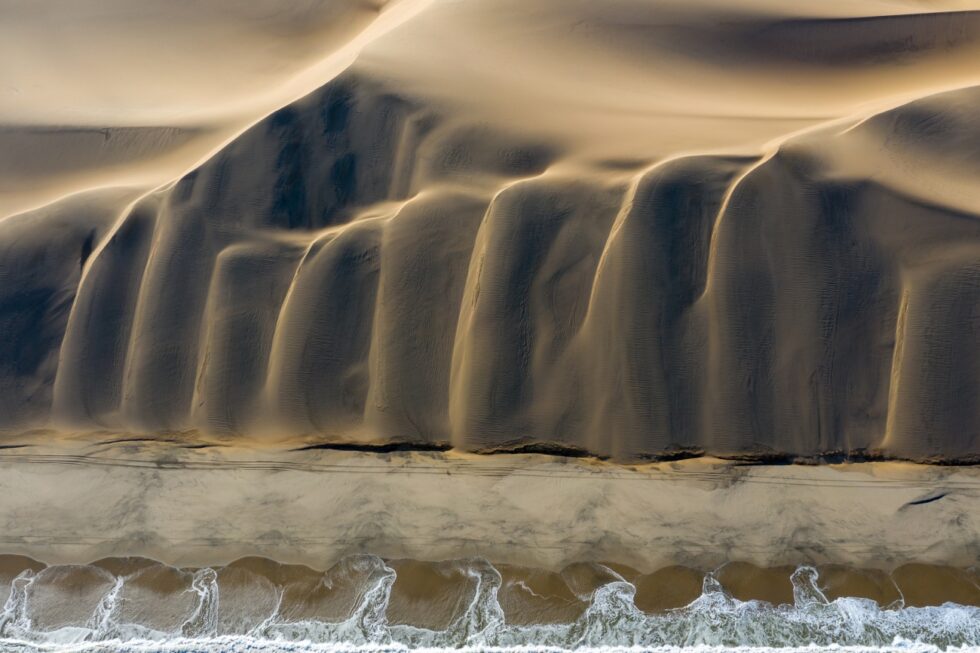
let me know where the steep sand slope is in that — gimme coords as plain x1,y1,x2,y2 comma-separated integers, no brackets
0,0,431,217
1,0,979,460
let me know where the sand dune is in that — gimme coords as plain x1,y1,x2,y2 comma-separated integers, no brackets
0,0,429,217
1,0,979,461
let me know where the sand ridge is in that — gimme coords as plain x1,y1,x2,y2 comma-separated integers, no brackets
0,0,979,460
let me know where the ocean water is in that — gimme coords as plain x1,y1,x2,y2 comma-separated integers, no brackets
0,560,976,653
0,643,977,653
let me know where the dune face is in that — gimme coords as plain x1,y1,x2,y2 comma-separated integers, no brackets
0,0,424,218
2,0,980,462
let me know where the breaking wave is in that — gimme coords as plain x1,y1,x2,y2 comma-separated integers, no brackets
0,558,976,652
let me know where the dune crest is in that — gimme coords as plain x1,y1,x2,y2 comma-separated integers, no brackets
0,0,978,461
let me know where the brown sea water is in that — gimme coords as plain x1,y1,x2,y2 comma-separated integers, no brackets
0,555,976,651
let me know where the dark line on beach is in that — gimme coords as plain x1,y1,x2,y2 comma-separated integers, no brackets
474,441,606,459
291,441,453,454
903,492,948,507
641,448,980,467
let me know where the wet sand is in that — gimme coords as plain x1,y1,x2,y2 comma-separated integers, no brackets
0,555,977,635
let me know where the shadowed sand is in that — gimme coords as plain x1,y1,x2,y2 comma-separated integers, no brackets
1,0,979,460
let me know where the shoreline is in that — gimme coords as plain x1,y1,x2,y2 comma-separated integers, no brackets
0,556,977,612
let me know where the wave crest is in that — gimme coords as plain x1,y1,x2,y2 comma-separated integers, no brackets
0,559,977,651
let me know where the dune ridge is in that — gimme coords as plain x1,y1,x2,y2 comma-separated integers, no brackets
1,0,979,461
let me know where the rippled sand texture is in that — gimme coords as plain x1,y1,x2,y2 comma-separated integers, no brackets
2,0,980,460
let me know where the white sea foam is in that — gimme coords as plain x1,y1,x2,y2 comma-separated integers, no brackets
0,561,976,652
0,639,977,653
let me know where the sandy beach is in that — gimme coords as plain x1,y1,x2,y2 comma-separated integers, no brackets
0,436,975,572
